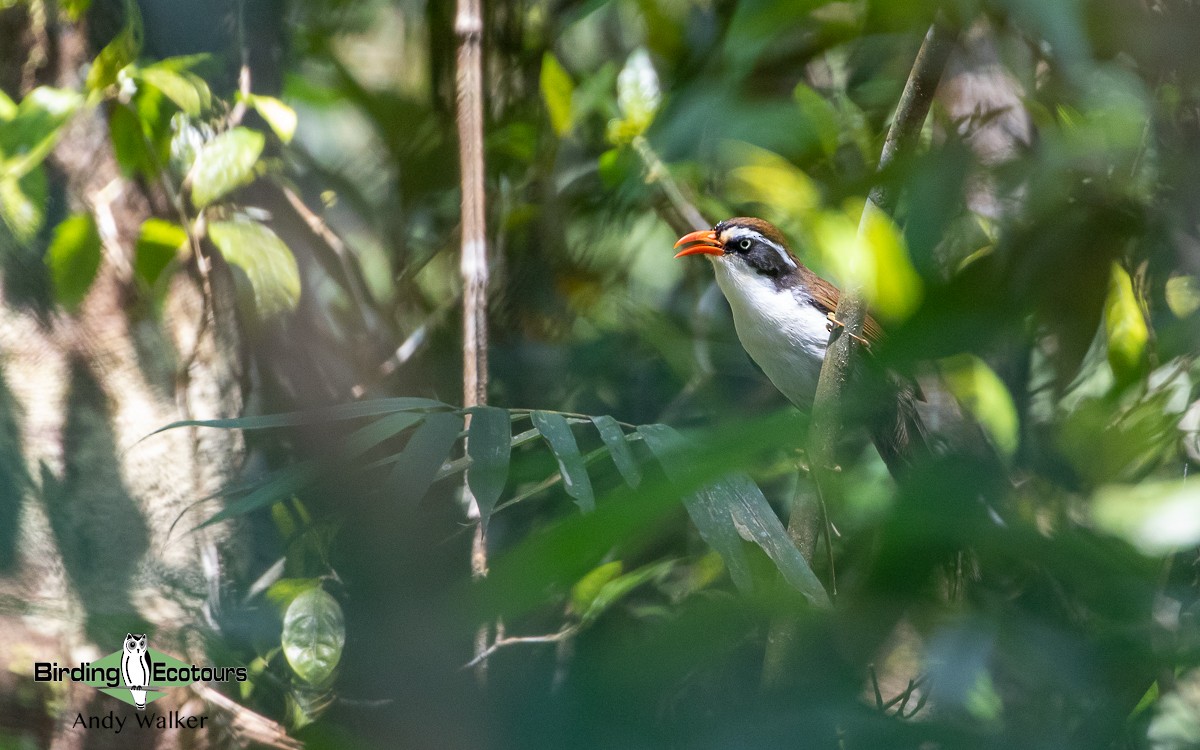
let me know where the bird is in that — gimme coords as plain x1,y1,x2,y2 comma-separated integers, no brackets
673,217,926,474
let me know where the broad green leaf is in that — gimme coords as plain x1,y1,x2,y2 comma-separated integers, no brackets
248,94,297,143
61,0,92,20
939,354,1020,458
0,166,46,242
0,87,83,178
147,396,447,438
570,561,623,616
638,424,829,607
135,218,186,288
265,577,322,612
387,411,464,508
466,406,511,530
726,142,820,220
793,83,839,157
108,102,155,177
137,66,210,117
187,127,264,208
591,415,641,487
282,588,345,686
532,411,595,512
1104,263,1149,382
207,218,300,316
1093,481,1200,555
46,213,102,310
86,27,138,93
540,53,575,137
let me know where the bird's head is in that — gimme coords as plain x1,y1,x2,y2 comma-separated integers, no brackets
673,217,800,278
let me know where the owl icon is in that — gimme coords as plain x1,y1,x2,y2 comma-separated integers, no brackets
120,633,151,710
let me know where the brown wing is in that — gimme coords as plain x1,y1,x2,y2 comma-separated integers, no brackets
801,269,885,345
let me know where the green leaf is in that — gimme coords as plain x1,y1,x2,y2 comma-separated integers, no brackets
1093,481,1200,555
46,213,102,310
570,560,623,616
137,65,210,117
577,560,675,623
939,354,1020,458
207,218,301,316
187,127,265,208
1104,263,1149,382
86,27,138,93
135,218,186,288
282,588,345,686
466,406,511,530
147,396,447,437
1166,275,1200,319
637,424,829,607
0,165,47,242
108,102,155,177
591,415,641,487
248,94,297,143
265,577,322,612
793,83,840,157
532,411,595,513
0,89,16,120
387,411,464,508
0,87,83,178
540,53,575,137
60,0,92,21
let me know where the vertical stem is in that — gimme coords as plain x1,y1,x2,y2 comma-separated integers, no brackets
455,0,491,682
762,17,957,690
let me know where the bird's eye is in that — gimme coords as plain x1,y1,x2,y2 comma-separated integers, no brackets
739,239,752,250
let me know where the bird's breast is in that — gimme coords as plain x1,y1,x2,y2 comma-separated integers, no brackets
712,262,831,409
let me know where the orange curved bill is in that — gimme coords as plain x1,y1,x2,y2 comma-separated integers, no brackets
673,229,723,258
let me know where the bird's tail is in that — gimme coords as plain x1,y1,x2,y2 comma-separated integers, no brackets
869,381,929,478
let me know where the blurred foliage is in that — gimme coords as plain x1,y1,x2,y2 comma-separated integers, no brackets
6,0,1200,747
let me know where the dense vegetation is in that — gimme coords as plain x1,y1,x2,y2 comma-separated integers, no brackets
4,0,1200,748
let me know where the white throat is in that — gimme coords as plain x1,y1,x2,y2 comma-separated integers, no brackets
710,257,830,409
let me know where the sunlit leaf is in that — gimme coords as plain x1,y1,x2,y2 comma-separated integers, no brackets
813,199,923,323
467,405,511,529
591,415,641,488
1093,481,1200,555
86,27,138,93
138,65,210,117
187,127,264,208
207,218,300,316
1166,275,1200,319
726,142,820,224
608,48,659,144
540,53,575,137
135,218,187,288
0,166,47,242
577,560,674,623
46,213,102,310
387,411,464,508
939,354,1020,458
265,577,322,612
1104,263,1149,382
0,87,83,178
248,94,298,143
532,411,595,512
0,90,16,120
282,588,345,686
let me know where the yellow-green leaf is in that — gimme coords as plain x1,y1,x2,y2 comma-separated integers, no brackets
86,27,138,93
570,561,623,616
1093,481,1200,555
1104,263,1149,382
46,213,103,310
137,66,209,117
248,94,297,143
207,218,300,316
0,166,47,242
187,127,265,208
939,354,1019,458
540,53,575,137
1166,275,1200,319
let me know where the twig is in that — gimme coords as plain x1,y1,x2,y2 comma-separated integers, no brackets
631,134,708,233
454,0,493,684
461,626,577,670
761,16,958,690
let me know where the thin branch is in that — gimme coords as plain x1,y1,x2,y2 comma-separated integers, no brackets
454,0,492,683
631,134,708,233
461,626,578,670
